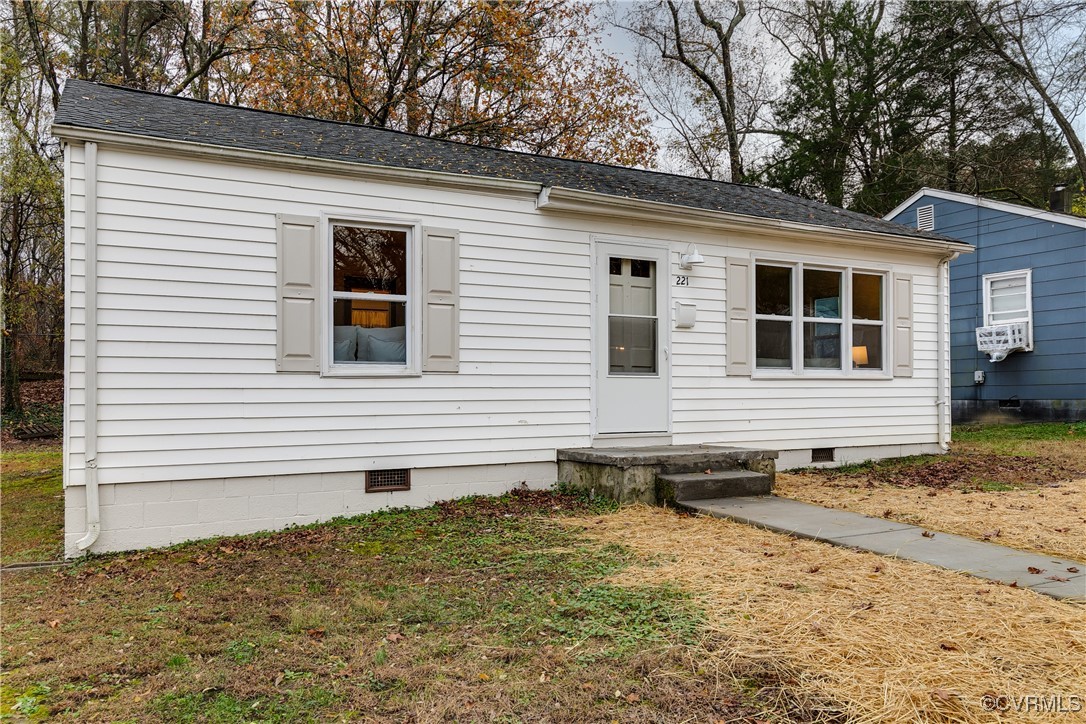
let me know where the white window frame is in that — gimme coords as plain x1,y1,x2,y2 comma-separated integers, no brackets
981,268,1033,349
321,214,423,377
752,259,889,378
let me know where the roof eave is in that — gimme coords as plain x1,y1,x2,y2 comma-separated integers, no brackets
538,186,973,255
51,123,544,196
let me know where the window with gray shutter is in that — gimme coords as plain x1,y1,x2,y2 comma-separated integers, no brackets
892,274,914,377
422,227,460,372
276,215,320,372
725,257,752,376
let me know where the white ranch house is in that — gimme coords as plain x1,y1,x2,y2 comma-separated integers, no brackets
53,80,971,556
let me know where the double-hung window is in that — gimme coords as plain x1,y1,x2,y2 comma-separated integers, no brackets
981,268,1033,348
330,223,411,367
754,262,886,374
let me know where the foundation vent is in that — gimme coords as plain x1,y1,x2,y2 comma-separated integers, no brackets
811,448,835,463
366,468,411,492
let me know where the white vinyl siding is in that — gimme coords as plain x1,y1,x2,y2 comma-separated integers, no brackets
64,143,947,489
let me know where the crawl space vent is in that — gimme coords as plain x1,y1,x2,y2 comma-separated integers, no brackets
366,468,411,492
811,448,835,463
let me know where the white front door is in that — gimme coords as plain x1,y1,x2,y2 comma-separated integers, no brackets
595,242,670,434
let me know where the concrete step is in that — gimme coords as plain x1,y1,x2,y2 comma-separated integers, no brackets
657,469,772,504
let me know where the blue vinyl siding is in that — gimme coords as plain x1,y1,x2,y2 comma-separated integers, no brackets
890,197,1086,404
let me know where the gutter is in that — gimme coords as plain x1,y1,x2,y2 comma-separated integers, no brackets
51,124,542,197
77,141,100,552
538,186,973,256
936,251,959,452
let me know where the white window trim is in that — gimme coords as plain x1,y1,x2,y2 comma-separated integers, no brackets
751,259,891,379
320,213,424,377
981,268,1034,350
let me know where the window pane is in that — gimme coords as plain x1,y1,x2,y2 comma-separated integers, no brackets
333,299,407,363
756,265,791,315
756,320,792,368
853,273,883,321
803,269,841,318
804,321,841,369
333,226,407,295
609,258,656,316
852,324,883,369
609,317,657,374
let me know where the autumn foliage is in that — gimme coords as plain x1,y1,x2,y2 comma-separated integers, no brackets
217,1,657,166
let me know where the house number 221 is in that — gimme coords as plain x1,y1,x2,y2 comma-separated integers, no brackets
674,275,689,286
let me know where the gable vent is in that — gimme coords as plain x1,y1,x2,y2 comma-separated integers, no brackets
916,204,935,231
366,468,411,492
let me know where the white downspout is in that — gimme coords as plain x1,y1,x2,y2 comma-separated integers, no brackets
936,252,959,452
77,141,100,551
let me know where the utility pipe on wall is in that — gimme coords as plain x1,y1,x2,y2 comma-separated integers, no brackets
77,141,100,552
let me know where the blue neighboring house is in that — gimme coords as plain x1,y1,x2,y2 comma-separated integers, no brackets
887,188,1086,422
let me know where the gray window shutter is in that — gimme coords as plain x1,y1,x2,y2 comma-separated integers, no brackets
422,227,460,372
276,214,320,372
892,273,913,378
725,257,752,376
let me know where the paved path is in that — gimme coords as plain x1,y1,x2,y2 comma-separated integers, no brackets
683,496,1086,601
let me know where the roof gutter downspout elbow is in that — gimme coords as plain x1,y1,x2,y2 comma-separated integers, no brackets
936,251,959,453
77,141,100,552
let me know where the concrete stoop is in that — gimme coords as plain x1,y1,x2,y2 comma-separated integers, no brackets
556,444,777,505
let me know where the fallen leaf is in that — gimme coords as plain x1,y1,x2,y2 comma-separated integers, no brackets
478,673,490,681
172,587,185,601
931,689,956,702
47,620,60,629
779,582,797,590
538,673,547,683
939,642,958,651
306,628,325,640
1067,567,1080,573
385,632,405,643
1009,581,1020,588
921,530,935,538
1046,575,1070,582
926,490,937,497
704,469,712,474
806,565,821,574
626,693,641,703
981,529,1001,540
1027,567,1045,575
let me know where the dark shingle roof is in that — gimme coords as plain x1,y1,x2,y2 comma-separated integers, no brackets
54,80,954,242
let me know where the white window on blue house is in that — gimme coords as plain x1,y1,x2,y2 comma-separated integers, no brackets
754,262,886,374
982,268,1033,346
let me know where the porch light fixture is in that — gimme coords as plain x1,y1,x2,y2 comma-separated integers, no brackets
679,244,705,269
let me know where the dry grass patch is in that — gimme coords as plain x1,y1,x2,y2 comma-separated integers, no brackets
776,474,1085,561
567,506,1086,724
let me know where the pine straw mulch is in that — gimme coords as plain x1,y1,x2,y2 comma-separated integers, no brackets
775,473,1084,562
562,506,1086,724
774,448,1086,561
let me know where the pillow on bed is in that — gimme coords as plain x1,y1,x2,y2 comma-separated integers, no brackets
367,335,407,364
332,326,359,361
356,326,407,362
333,338,357,362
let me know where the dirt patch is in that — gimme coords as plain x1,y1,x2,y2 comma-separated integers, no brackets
843,453,1081,489
569,506,1086,724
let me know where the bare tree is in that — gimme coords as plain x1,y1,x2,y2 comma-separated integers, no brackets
615,0,774,182
967,0,1086,183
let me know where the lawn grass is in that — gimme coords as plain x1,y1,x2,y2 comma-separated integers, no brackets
0,490,763,722
1,446,64,564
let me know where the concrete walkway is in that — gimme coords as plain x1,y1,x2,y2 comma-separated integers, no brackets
683,496,1086,601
